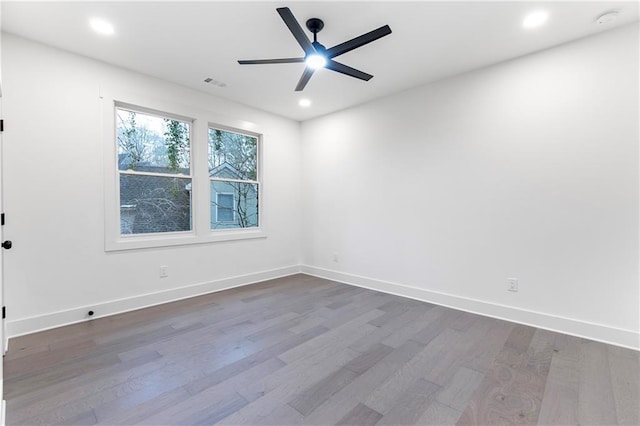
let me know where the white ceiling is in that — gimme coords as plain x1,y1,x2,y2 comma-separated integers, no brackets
2,1,638,121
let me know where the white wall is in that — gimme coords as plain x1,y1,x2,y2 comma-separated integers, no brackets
301,24,639,349
1,34,302,335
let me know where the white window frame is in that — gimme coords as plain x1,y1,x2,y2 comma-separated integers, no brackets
102,88,266,251
116,104,194,235
215,192,236,223
208,124,261,231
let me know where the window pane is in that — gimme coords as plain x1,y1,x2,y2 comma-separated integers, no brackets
216,193,235,222
211,181,258,229
120,174,192,234
117,108,190,174
208,128,257,181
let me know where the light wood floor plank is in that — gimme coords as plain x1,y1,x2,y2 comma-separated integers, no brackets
237,346,360,402
608,345,640,425
436,366,484,412
95,386,191,425
578,340,619,425
303,339,427,425
380,305,448,348
336,402,382,426
417,401,463,425
288,368,359,416
376,378,440,425
363,329,461,414
349,305,432,353
220,347,370,423
457,325,551,425
537,333,581,425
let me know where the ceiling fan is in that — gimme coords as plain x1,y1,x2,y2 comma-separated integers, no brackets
238,7,392,91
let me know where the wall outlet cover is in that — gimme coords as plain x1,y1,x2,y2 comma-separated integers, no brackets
160,266,169,278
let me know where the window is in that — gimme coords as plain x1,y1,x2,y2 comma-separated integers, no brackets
216,193,235,222
209,128,259,230
103,91,264,251
116,107,192,235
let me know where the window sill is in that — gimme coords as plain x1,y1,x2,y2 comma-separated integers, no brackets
105,228,266,252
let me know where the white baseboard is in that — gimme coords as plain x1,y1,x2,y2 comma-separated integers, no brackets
300,265,640,351
7,264,639,351
7,265,301,338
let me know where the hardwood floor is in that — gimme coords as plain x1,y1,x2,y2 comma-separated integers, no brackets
4,274,639,425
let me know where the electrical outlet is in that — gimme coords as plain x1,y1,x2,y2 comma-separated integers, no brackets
507,278,519,292
160,266,169,278
332,252,339,263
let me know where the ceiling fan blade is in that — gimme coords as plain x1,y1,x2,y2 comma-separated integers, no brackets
238,58,305,65
295,67,315,91
277,7,316,57
325,60,373,81
326,25,392,58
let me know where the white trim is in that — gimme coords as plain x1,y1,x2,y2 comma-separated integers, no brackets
300,265,640,351
119,170,192,179
210,177,258,185
6,265,301,338
116,101,193,125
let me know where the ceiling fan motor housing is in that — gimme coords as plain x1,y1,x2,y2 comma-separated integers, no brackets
306,18,324,34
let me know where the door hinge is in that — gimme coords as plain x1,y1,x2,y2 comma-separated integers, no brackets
0,119,4,132
2,307,5,320
1,213,4,226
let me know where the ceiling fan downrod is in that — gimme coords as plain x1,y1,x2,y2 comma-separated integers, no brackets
306,18,324,43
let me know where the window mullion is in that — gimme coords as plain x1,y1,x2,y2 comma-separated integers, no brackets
192,118,211,236
119,170,192,179
209,177,259,185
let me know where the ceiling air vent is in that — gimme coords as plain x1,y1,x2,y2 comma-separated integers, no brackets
203,78,227,88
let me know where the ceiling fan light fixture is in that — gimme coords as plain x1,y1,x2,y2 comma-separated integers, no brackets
305,54,327,69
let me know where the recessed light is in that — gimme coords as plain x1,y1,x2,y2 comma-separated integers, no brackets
522,11,548,28
299,99,311,107
90,18,114,35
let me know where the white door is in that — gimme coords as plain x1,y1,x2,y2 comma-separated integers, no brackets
0,91,4,353
0,10,6,422
0,67,5,424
